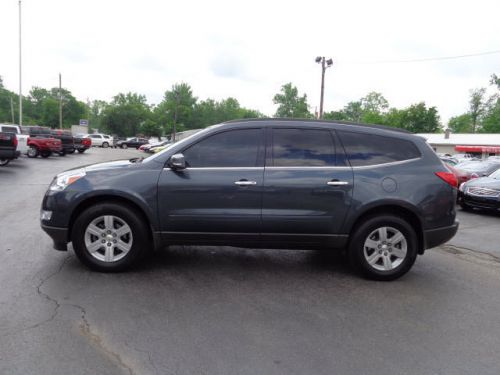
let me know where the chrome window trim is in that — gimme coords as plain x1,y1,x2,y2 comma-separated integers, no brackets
349,157,422,169
163,167,264,171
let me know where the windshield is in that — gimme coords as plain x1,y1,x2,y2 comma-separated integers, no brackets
142,126,219,163
490,169,500,179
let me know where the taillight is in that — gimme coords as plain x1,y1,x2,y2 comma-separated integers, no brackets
435,171,458,188
13,135,18,148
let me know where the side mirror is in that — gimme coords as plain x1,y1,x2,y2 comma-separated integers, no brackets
169,153,186,170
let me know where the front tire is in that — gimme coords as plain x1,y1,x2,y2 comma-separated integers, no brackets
59,150,66,156
121,144,128,149
71,203,151,272
27,146,39,158
0,159,10,166
102,142,109,148
348,215,418,281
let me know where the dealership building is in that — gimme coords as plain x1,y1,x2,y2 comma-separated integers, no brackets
418,131,500,158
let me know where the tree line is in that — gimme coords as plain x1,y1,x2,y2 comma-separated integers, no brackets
0,73,499,136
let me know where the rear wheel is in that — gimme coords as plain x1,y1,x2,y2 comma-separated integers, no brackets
102,142,109,148
0,159,10,166
348,215,418,281
40,150,51,158
27,146,39,158
77,149,86,154
71,203,151,272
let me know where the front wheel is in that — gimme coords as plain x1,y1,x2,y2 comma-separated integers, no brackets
27,146,39,158
0,159,10,166
71,203,151,272
102,142,109,148
58,150,66,157
348,215,418,281
121,144,128,149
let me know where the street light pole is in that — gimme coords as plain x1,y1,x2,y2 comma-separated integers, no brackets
18,0,22,126
315,56,333,119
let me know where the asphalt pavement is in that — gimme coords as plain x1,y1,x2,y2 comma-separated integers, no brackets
1,149,500,375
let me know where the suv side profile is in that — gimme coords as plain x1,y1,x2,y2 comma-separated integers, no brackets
85,134,113,148
41,119,458,280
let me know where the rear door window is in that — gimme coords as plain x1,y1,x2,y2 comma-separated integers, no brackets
338,131,421,167
271,128,335,167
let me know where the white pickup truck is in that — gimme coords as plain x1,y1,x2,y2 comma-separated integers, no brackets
0,124,29,153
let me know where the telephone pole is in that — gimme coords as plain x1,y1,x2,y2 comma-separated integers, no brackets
59,73,63,129
315,56,333,119
18,0,22,126
10,97,15,124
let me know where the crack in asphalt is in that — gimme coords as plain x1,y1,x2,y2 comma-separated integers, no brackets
0,255,72,338
124,341,165,375
439,244,500,265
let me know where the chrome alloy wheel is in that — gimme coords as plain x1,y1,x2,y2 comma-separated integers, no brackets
363,226,407,271
84,215,133,262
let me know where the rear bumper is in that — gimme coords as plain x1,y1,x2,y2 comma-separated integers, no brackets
41,224,68,251
0,149,19,159
424,221,459,250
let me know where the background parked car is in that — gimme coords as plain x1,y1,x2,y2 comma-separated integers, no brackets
459,168,500,212
22,126,62,158
142,140,171,153
84,134,113,148
50,129,74,156
73,134,92,153
116,137,149,149
0,131,20,166
455,160,500,178
0,124,29,154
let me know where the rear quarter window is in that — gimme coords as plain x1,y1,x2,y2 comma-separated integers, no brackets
338,131,421,167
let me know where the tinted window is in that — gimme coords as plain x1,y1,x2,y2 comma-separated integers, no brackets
272,128,335,166
338,131,421,167
1,126,18,134
183,129,261,167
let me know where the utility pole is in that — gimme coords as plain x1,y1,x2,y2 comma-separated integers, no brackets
172,90,180,142
59,73,63,129
10,97,15,124
315,56,333,119
18,0,22,126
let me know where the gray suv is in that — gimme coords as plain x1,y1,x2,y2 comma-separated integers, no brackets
41,119,458,280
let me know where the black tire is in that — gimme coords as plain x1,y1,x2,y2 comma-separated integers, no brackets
27,146,39,158
460,202,473,212
0,159,10,166
102,142,109,148
121,144,128,149
40,150,52,158
59,150,66,156
77,149,86,154
348,215,418,281
71,203,151,272
67,149,75,154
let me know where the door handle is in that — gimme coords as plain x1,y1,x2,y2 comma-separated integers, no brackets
234,180,257,186
327,180,349,186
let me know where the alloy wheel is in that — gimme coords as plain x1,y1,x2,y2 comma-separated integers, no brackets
84,215,133,262
363,226,407,271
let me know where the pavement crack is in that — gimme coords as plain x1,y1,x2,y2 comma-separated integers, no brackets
75,303,137,375
438,244,500,265
0,256,72,338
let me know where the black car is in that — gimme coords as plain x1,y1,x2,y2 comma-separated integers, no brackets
40,119,458,280
454,160,500,178
116,137,149,149
459,168,500,212
50,130,75,155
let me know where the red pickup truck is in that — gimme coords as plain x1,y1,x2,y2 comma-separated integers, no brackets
22,126,62,158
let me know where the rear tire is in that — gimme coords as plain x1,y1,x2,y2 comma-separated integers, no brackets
27,146,39,158
78,149,86,154
348,215,418,281
0,159,10,166
102,142,109,148
71,203,151,272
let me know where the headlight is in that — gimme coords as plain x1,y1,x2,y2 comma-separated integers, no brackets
49,169,86,192
459,182,466,192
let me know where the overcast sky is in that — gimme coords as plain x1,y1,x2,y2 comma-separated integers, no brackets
0,0,499,123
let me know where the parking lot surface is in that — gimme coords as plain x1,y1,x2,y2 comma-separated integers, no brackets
1,149,500,375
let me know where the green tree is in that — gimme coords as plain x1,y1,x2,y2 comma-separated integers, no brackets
387,103,441,133
342,101,363,122
155,83,197,133
448,114,472,133
360,92,389,113
101,92,151,136
468,88,486,133
273,83,312,118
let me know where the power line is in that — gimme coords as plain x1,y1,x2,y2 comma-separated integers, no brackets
338,49,500,65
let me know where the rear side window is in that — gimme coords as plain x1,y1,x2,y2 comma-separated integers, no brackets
338,131,421,167
272,128,335,167
183,129,262,167
1,126,18,134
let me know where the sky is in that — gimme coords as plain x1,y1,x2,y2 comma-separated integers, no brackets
0,0,499,123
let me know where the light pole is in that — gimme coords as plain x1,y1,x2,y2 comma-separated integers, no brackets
315,56,333,119
18,0,22,126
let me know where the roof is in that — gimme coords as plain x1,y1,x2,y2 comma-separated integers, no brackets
224,118,411,134
418,133,500,146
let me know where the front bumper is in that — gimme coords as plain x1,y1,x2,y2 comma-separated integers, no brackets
459,191,500,211
424,221,459,250
41,223,68,251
